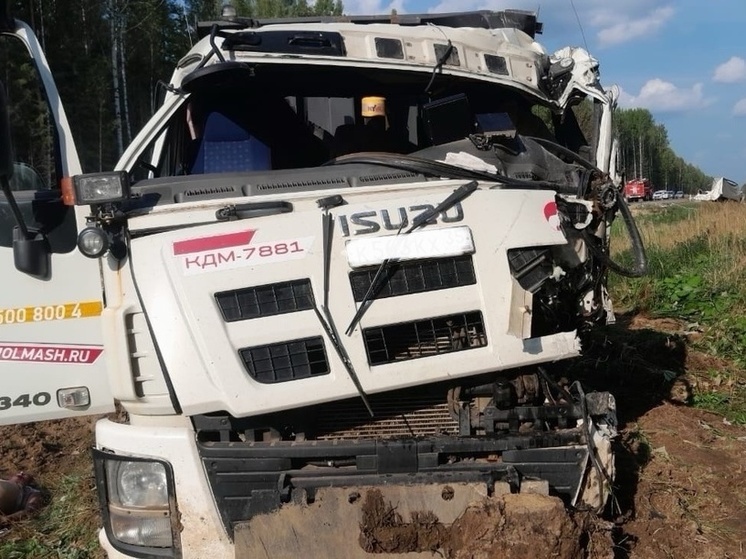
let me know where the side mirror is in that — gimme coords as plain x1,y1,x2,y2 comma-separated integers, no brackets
0,78,50,279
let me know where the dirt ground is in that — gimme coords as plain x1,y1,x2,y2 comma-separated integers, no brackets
1,315,744,558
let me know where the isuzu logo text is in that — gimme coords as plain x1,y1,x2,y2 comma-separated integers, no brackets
338,203,464,237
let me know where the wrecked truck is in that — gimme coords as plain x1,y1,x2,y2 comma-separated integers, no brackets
1,7,648,558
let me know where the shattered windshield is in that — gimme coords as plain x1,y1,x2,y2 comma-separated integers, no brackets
135,62,589,178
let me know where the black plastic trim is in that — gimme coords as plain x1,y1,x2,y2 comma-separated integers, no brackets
195,430,585,538
239,336,329,383
349,256,476,302
215,278,314,322
197,10,542,39
363,311,487,365
222,30,346,57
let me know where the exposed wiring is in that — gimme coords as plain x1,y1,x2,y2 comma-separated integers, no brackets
582,195,648,278
424,23,454,96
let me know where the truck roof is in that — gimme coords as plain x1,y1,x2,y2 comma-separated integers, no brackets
171,9,596,108
197,10,543,38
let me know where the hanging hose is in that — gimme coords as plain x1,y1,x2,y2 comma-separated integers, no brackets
582,194,648,278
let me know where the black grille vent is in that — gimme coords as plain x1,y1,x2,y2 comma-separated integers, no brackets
350,256,476,302
175,185,240,202
254,177,348,191
364,312,487,365
240,337,329,383
215,279,313,322
508,248,552,293
356,171,418,184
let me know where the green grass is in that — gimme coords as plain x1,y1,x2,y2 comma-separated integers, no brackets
609,202,746,424
690,369,746,425
0,473,104,559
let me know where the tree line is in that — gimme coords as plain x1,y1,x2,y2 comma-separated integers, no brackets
9,1,342,174
9,1,710,192
614,108,712,193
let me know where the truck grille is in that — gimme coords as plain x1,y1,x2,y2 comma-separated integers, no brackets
239,337,329,383
363,311,487,365
216,279,313,322
313,390,460,440
349,256,475,301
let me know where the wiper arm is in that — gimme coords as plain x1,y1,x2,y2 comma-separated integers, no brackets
315,195,374,417
215,201,293,221
345,180,479,336
325,152,563,190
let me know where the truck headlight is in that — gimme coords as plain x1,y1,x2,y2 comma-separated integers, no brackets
73,171,130,204
108,460,169,508
93,450,180,556
77,227,109,258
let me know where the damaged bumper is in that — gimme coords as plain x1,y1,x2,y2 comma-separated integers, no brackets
196,391,616,558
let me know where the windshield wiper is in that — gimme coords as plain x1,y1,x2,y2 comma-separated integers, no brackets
315,195,374,417
345,180,479,336
325,151,563,190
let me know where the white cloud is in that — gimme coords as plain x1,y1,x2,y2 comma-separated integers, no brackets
618,79,710,112
595,6,674,47
714,57,746,83
733,99,746,116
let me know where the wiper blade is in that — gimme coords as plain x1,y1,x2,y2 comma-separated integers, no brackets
325,152,562,190
315,195,374,417
345,180,478,336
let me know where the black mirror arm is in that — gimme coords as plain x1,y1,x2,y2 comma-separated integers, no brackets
1,175,31,238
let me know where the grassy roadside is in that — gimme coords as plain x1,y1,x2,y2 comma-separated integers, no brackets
610,200,746,424
0,463,104,559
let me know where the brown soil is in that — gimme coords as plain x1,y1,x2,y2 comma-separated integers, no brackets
1,315,745,558
359,488,614,559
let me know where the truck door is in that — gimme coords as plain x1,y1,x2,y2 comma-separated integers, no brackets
0,14,114,424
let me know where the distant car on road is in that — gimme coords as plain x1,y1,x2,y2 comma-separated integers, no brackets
652,190,667,200
674,191,685,199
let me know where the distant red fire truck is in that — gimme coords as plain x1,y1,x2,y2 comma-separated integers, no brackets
624,178,653,202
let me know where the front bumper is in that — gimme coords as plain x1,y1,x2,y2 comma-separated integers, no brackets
95,393,615,558
95,417,233,559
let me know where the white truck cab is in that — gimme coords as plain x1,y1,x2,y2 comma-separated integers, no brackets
1,7,645,559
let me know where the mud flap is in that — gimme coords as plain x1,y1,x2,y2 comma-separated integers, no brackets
234,482,513,558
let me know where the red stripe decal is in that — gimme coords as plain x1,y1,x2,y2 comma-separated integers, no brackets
173,230,256,255
0,343,103,364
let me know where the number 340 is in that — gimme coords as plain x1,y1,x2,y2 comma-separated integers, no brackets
0,392,51,411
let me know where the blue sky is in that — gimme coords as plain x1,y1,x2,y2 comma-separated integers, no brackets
343,0,746,184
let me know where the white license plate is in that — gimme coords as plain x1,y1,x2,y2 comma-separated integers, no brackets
345,226,474,268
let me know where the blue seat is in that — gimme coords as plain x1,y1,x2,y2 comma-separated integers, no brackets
190,111,271,174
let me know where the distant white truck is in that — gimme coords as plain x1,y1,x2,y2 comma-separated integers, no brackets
693,177,744,202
